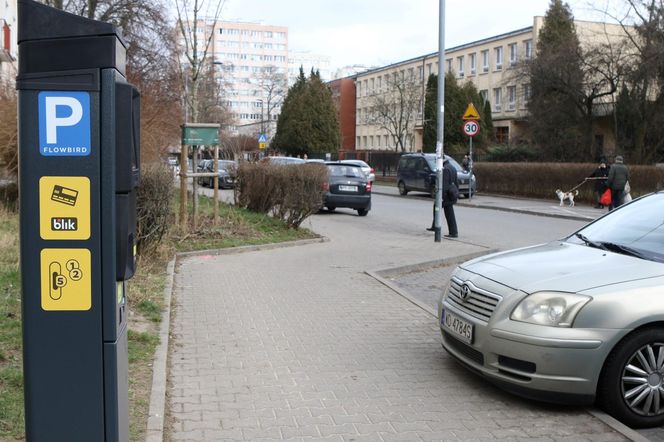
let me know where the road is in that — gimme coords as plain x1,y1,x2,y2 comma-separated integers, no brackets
163,185,661,441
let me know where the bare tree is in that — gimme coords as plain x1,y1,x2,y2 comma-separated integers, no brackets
173,0,225,124
252,65,288,137
366,72,422,152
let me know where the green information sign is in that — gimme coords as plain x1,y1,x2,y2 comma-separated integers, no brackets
181,124,220,146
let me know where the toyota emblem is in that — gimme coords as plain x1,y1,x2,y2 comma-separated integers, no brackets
460,284,471,301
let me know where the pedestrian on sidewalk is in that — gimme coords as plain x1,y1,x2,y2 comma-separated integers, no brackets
427,157,459,238
588,157,610,209
607,155,630,211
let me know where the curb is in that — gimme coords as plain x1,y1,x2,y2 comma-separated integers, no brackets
175,236,328,259
145,258,176,442
144,236,329,442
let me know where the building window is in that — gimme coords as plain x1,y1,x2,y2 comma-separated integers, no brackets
495,46,503,70
378,76,382,91
418,66,424,80
469,53,476,75
370,78,374,92
480,89,488,103
493,88,502,111
376,135,381,147
525,40,533,59
363,136,367,148
457,56,464,77
356,136,361,148
523,84,531,104
427,63,432,76
496,127,509,144
482,50,489,73
507,86,516,110
509,43,518,66
357,82,362,98
370,136,374,147
363,80,368,96
446,58,452,73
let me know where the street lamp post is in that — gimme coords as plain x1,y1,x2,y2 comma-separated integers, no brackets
257,99,264,135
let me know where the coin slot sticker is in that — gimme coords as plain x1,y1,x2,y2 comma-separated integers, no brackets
39,176,90,240
40,248,91,311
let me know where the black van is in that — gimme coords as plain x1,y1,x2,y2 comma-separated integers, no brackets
396,153,476,197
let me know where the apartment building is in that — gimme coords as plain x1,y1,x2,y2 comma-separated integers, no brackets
288,50,331,84
352,17,629,154
183,20,289,135
0,0,17,87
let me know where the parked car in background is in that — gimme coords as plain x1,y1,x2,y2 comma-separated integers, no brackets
397,153,476,198
439,192,664,428
261,156,306,165
198,159,237,189
340,159,375,182
305,159,325,164
323,162,372,216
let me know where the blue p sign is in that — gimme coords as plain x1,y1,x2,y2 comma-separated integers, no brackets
38,91,91,156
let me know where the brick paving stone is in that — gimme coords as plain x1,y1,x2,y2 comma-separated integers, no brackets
166,214,633,441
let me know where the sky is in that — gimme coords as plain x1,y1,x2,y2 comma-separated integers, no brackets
218,0,612,73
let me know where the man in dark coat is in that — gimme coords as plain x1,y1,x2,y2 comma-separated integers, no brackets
589,158,610,208
427,157,459,238
442,158,459,238
606,155,630,210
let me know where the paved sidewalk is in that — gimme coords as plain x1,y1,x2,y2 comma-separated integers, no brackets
164,211,632,441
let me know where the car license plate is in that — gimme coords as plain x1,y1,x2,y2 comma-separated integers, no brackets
442,310,473,344
339,185,358,192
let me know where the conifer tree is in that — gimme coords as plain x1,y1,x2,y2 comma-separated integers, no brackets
527,0,584,161
272,68,340,156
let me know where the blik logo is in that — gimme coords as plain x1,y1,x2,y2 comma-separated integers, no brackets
38,91,91,156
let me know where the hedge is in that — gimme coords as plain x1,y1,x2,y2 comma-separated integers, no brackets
472,162,664,203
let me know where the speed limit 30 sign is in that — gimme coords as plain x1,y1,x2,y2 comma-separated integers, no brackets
462,119,480,137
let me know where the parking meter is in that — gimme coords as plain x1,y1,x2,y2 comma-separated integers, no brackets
16,0,139,440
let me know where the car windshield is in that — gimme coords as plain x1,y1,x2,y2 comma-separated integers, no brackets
327,165,364,178
217,160,235,171
568,193,664,263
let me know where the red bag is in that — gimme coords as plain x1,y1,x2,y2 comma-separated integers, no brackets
600,188,612,206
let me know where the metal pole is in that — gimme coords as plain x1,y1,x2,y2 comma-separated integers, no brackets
179,143,188,231
469,136,473,200
213,144,219,224
434,0,446,242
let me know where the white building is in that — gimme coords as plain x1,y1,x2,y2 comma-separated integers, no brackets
0,0,17,87
181,20,289,135
354,17,630,153
288,50,331,85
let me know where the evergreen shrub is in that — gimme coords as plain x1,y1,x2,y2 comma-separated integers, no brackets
236,162,327,228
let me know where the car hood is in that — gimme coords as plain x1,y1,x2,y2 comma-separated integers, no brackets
461,241,664,293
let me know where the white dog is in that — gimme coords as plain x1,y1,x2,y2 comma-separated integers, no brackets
555,189,578,207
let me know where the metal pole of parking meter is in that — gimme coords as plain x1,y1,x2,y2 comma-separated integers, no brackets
434,0,446,243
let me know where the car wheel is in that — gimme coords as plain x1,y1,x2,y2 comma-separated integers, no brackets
464,192,471,199
357,208,369,216
398,181,408,196
597,327,664,428
327,206,336,212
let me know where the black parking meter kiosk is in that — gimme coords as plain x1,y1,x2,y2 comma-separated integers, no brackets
17,0,139,440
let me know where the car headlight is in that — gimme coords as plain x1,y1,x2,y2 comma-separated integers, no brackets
510,292,591,327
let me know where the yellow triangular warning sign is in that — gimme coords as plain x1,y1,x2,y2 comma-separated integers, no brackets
462,103,481,120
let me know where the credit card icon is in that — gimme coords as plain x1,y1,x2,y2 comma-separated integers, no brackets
51,185,79,206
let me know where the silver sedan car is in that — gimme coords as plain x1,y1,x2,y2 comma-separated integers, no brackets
439,192,664,428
